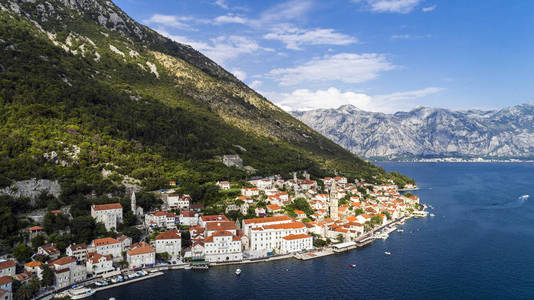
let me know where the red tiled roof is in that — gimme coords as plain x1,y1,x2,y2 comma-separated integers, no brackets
127,242,154,256
155,230,181,240
282,234,311,240
200,215,229,222
243,215,292,224
24,261,43,268
28,226,43,231
52,256,76,266
86,252,111,264
206,221,236,232
0,276,12,285
92,203,122,211
263,222,305,230
93,237,120,246
180,211,196,217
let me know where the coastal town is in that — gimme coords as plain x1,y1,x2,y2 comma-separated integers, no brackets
0,170,424,299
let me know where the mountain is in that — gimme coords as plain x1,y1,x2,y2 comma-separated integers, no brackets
0,0,409,203
292,104,534,160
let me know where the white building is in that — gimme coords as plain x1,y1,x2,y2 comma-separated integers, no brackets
242,216,293,237
217,181,231,190
91,237,122,259
198,215,230,228
241,188,260,197
0,260,15,277
280,234,313,254
66,244,88,262
166,194,191,210
154,230,182,259
86,252,113,275
127,242,155,269
145,211,177,229
90,203,123,231
249,222,307,254
50,256,87,288
205,221,236,237
204,231,243,262
179,211,199,226
37,244,60,260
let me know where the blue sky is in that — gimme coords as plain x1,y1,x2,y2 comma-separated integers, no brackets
115,0,534,113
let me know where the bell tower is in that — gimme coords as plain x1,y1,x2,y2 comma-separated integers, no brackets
329,180,338,220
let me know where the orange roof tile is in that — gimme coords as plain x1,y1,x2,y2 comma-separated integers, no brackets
92,203,122,211
127,242,154,256
24,261,43,268
282,234,311,240
93,237,120,246
243,215,292,224
155,230,181,240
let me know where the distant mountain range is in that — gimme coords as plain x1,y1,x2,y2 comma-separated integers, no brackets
292,103,534,160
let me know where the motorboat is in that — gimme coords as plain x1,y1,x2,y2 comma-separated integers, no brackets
397,229,404,232
349,264,356,268
235,268,242,276
384,251,391,256
67,287,96,299
430,213,435,217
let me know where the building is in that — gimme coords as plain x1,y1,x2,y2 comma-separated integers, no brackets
54,268,71,289
329,181,339,221
222,155,243,167
127,242,155,269
50,256,87,287
130,191,144,219
216,181,231,190
198,215,230,228
166,194,191,210
37,244,60,260
0,260,15,277
280,234,313,254
241,188,259,197
90,203,123,231
117,235,132,251
145,211,176,229
205,221,236,237
91,238,122,260
191,240,205,261
204,231,243,263
249,222,307,254
154,230,181,259
28,226,44,239
0,276,12,299
179,211,199,226
242,216,293,237
86,252,113,275
23,261,43,276
66,244,88,262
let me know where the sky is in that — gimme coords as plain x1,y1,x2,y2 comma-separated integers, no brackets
114,0,534,113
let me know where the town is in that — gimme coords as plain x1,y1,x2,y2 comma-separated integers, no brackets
0,171,423,299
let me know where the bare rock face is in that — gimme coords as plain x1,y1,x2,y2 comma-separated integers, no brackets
0,178,61,199
292,103,534,160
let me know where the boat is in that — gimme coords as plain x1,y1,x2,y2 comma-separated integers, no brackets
67,287,96,299
397,229,404,232
184,265,192,270
235,268,242,276
349,264,356,268
384,251,391,256
430,213,435,217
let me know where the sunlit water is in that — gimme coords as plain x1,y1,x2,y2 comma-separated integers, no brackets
93,163,534,299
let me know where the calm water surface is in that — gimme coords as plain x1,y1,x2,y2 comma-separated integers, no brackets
93,163,534,299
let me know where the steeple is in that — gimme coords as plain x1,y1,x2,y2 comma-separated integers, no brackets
329,180,338,220
131,191,136,215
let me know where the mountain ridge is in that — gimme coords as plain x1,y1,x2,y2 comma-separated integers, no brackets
292,103,534,160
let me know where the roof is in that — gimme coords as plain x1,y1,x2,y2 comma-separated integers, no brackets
205,231,240,242
39,244,59,255
28,226,43,231
206,221,236,232
51,256,76,266
293,210,305,215
155,230,181,240
93,237,120,246
0,260,15,270
282,234,311,241
86,252,112,264
92,203,122,211
0,276,12,285
24,261,43,268
267,204,281,210
200,215,229,222
180,210,197,217
67,243,87,251
127,242,155,256
263,222,306,230
243,215,292,225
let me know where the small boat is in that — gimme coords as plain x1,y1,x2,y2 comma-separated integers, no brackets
184,265,192,270
384,251,391,256
430,213,435,217
397,229,404,232
235,268,242,276
349,264,356,268
67,287,96,299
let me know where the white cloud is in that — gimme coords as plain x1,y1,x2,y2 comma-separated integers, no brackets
391,34,432,40
231,69,247,81
422,5,437,12
213,14,248,24
354,0,423,14
264,25,357,50
265,86,444,113
249,80,262,89
215,0,229,9
250,0,313,27
267,53,396,86
144,14,193,30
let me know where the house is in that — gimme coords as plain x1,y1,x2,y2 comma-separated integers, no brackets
254,207,266,217
179,211,199,226
204,231,243,263
198,215,230,228
205,221,236,237
90,203,123,231
23,261,43,276
66,244,88,262
86,252,113,275
0,276,12,300
54,268,71,289
222,155,243,167
154,230,182,259
242,215,293,237
280,234,313,254
50,256,87,287
145,211,177,229
0,260,15,277
241,188,259,197
166,194,191,210
50,256,76,271
216,181,231,190
249,222,307,255
127,242,155,269
37,244,60,260
13,272,32,284
117,235,132,251
266,204,282,213
191,240,205,261
293,210,306,219
28,226,44,239
91,238,122,260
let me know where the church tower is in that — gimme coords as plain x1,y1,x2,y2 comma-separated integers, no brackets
131,191,136,215
329,180,339,220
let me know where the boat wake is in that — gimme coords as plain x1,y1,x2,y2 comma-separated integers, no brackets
488,195,529,209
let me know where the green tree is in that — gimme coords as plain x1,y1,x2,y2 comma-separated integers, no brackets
40,264,54,287
13,243,31,262
31,234,46,249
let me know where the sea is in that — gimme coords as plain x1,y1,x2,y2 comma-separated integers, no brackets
92,163,534,299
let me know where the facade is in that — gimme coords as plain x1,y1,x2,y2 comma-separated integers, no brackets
204,231,243,262
198,215,230,228
0,276,12,300
117,235,132,251
86,252,113,275
37,244,60,260
205,221,236,237
23,261,43,275
127,242,155,269
166,194,191,210
179,211,199,226
145,211,176,229
249,222,307,254
280,234,313,254
91,238,122,259
66,244,88,262
217,181,231,190
90,203,123,231
242,216,293,237
329,181,339,221
0,261,15,277
154,230,182,259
